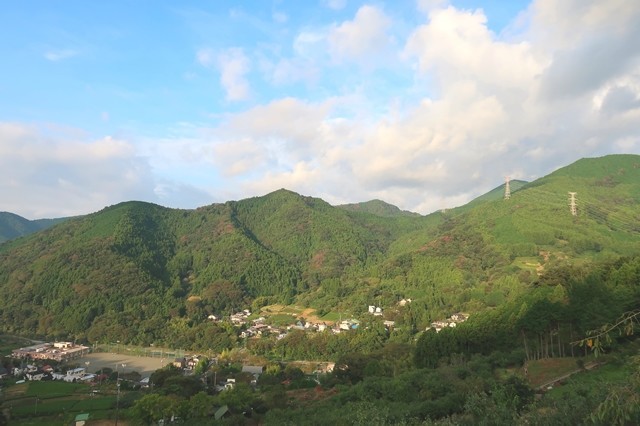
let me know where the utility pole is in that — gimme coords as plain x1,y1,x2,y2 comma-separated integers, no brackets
115,363,126,426
504,176,511,200
568,192,577,216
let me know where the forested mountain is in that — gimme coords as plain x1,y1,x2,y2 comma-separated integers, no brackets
0,212,66,243
453,178,528,212
1,154,639,349
336,199,421,217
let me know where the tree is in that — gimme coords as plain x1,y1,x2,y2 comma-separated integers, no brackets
150,365,182,388
574,309,640,357
189,391,215,419
216,382,257,413
161,375,203,398
130,394,173,425
589,359,640,425
193,357,210,376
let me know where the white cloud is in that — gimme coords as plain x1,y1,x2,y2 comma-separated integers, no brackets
9,0,640,217
212,137,267,176
417,0,449,14
44,49,78,61
262,56,320,86
196,48,215,67
204,0,640,214
328,5,392,63
218,48,251,101
0,123,157,218
224,97,332,155
272,11,288,23
196,47,252,101
323,0,347,11
293,31,327,60
404,6,544,91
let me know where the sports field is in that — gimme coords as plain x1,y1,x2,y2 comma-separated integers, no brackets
75,352,167,376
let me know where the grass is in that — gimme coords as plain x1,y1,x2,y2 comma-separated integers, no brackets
319,312,341,322
12,398,78,416
25,381,85,397
1,380,122,424
265,314,298,327
72,395,117,410
546,362,632,400
513,256,541,272
261,304,341,325
525,357,592,388
262,304,303,315
2,382,28,398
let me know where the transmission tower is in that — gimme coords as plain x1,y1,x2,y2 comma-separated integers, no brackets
568,192,577,216
504,176,511,200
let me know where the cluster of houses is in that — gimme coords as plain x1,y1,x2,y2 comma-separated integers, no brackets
210,309,367,340
426,312,469,333
202,301,412,345
10,364,95,383
172,355,207,371
12,342,90,362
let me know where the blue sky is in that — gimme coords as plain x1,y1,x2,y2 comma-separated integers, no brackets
1,0,639,218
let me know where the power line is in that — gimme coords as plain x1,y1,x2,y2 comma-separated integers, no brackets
500,186,640,234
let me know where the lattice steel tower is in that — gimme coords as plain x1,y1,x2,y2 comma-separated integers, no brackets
504,176,511,200
568,192,577,216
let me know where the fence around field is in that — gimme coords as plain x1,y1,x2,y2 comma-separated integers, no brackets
92,343,189,359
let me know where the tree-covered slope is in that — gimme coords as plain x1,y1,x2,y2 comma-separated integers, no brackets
336,199,421,218
0,212,66,243
0,154,639,347
0,192,427,344
463,179,528,207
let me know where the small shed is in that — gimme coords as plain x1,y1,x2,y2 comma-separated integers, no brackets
214,405,230,420
241,365,264,376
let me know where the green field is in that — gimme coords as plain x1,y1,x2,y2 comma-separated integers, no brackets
1,380,121,424
547,362,633,400
265,313,298,326
25,380,85,397
319,312,341,322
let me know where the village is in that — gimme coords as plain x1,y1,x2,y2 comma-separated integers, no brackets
221,300,468,340
4,302,469,389
425,312,469,332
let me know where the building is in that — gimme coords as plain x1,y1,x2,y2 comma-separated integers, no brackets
173,358,186,369
12,342,90,362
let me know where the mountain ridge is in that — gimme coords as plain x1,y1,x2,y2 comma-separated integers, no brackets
0,211,68,243
1,154,639,346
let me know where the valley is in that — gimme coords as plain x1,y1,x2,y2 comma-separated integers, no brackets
1,154,640,424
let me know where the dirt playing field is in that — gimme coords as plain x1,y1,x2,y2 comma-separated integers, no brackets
73,352,167,377
260,304,337,325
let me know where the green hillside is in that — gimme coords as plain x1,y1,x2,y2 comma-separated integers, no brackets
0,212,66,243
466,179,528,205
0,154,639,349
336,199,421,217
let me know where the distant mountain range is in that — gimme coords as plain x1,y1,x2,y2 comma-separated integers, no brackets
1,154,639,346
0,212,67,243
336,199,422,217
0,196,418,245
